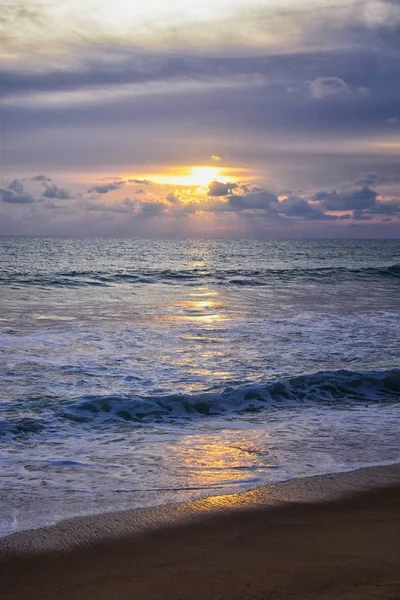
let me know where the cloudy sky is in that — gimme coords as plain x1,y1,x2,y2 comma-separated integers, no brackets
1,0,399,237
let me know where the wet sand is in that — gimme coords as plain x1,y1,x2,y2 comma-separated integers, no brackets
1,465,400,599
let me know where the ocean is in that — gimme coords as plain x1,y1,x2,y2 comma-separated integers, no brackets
1,237,399,536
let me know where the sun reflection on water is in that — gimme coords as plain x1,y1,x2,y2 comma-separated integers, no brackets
189,290,218,297
152,284,232,384
171,435,269,492
169,285,227,324
176,299,222,311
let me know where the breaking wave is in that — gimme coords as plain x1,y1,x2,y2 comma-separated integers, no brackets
2,369,399,439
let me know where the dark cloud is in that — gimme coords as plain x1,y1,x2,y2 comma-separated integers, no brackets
227,189,277,210
0,179,34,204
239,184,263,193
276,196,327,220
166,192,180,204
315,187,378,210
42,183,72,199
311,176,400,218
353,172,382,188
0,50,284,103
207,181,238,197
127,179,153,185
89,181,124,194
32,174,52,182
369,200,400,215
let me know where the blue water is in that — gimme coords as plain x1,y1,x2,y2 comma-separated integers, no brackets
1,238,399,535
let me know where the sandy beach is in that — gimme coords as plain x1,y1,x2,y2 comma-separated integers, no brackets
1,464,399,599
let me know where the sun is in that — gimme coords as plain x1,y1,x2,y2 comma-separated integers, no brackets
150,166,231,187
179,166,223,186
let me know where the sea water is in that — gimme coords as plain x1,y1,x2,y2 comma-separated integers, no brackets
0,238,399,535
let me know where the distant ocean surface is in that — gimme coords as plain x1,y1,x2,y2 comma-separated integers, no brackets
1,238,399,536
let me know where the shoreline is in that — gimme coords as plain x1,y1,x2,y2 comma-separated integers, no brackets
1,462,399,557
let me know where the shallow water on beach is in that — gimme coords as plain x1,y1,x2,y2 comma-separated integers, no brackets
1,238,399,535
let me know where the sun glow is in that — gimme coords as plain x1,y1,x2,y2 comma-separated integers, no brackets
151,166,232,187
180,167,223,186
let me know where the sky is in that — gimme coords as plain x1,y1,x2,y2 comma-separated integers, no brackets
0,0,399,237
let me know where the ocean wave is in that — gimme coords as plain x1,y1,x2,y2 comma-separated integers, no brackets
0,264,399,288
2,369,399,438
